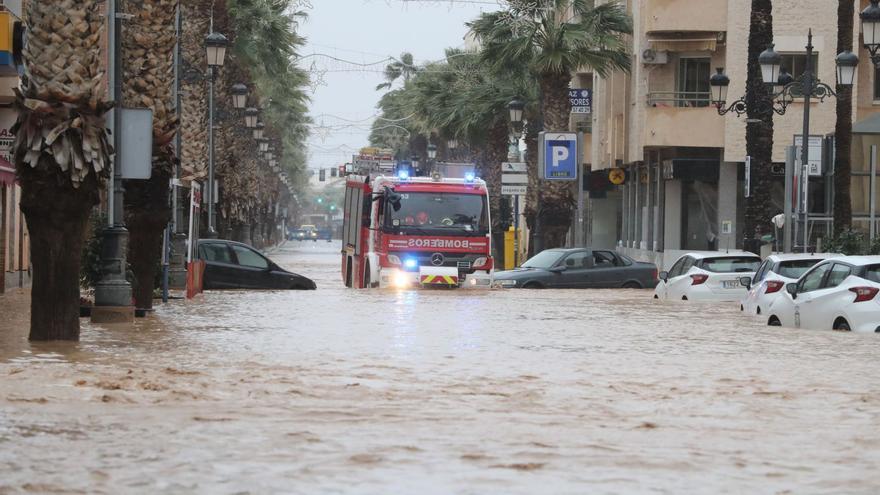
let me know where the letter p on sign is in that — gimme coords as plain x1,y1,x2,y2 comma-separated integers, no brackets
551,145,569,167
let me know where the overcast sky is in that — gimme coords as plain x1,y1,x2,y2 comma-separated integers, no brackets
297,0,498,171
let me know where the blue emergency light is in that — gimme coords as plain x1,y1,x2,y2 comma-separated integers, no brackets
397,169,410,180
464,171,475,182
404,258,418,269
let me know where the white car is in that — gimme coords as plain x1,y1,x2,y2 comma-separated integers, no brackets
765,256,880,333
654,252,761,302
740,253,840,316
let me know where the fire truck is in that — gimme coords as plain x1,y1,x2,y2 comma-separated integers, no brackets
341,166,493,289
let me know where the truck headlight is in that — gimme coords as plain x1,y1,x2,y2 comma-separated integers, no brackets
392,270,410,288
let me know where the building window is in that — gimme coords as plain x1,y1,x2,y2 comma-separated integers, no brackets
779,53,819,98
676,57,711,107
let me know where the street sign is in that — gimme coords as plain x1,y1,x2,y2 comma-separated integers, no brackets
119,108,153,180
569,89,592,114
502,162,527,173
502,185,527,195
794,135,823,176
744,155,751,198
502,174,528,184
539,132,579,181
608,168,625,185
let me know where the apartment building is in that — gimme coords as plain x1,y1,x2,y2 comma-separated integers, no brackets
587,0,880,268
0,0,26,292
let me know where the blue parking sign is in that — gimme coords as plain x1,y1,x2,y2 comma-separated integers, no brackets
539,132,578,180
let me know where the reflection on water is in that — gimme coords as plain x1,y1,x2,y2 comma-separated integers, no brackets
2,241,880,494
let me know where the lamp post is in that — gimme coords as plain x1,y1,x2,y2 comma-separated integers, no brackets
508,97,528,265
244,107,259,128
204,31,228,238
710,30,857,253
253,121,265,140
861,0,880,65
231,83,247,109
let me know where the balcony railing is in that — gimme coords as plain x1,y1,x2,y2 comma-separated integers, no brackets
646,91,711,108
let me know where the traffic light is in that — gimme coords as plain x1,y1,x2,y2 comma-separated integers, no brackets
319,168,326,181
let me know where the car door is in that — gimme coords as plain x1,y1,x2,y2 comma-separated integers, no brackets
791,262,833,328
199,242,239,289
588,250,622,287
229,244,273,289
666,256,696,300
798,263,852,330
657,256,685,299
554,250,591,288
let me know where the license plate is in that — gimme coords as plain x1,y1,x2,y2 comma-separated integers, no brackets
722,280,740,289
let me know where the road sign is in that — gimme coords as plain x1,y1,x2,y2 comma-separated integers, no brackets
569,89,592,114
608,168,625,185
502,162,527,173
539,132,579,181
502,185,527,195
502,174,528,184
794,135,823,176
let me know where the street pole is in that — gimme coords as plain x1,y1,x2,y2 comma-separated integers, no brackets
206,66,217,238
800,30,814,253
93,0,133,322
514,194,520,266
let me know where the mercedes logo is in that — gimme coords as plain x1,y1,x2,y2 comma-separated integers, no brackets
431,253,444,266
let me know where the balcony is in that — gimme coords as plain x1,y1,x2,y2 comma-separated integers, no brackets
646,0,727,35
645,92,724,148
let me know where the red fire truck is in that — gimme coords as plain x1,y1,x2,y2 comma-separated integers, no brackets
341,169,493,289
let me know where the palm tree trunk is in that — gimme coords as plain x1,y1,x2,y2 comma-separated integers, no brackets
20,168,101,341
743,0,775,247
540,72,576,248
483,118,508,263
523,120,539,256
833,0,854,234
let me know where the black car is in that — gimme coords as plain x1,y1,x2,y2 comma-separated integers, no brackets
198,240,316,290
493,248,657,289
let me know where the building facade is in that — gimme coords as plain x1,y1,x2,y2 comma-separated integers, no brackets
587,0,880,268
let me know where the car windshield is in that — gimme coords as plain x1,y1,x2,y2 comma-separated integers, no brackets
777,259,822,279
386,192,488,236
863,264,880,283
521,250,565,269
700,256,761,273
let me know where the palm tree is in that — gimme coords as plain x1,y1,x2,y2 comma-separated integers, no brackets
376,52,418,91
833,0,854,234
12,1,112,340
468,0,632,248
121,0,179,310
742,0,775,248
179,0,211,184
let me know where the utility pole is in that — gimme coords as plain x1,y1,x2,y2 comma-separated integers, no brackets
92,0,133,323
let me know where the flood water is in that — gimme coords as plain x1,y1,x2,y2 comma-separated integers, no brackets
1,241,879,494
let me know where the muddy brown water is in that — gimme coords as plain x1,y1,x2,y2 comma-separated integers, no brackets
1,241,879,494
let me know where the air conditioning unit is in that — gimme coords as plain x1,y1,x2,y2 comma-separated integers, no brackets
641,49,668,64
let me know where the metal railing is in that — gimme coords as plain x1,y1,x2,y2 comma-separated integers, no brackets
646,91,711,107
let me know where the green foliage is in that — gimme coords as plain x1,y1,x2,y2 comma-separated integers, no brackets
80,211,106,290
826,229,868,255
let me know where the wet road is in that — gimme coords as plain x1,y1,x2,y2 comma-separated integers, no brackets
1,241,879,494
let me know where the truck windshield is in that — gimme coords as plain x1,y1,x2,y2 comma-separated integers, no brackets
385,192,488,235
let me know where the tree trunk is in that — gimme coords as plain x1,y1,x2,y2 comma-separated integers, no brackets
540,72,576,248
125,164,172,310
833,0,854,234
482,118,508,264
523,119,540,257
744,0,775,245
19,166,101,341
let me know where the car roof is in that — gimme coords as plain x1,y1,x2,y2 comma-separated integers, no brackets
765,252,841,262
197,239,255,249
680,251,759,260
815,255,880,267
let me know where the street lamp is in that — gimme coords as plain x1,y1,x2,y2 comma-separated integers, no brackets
231,83,248,109
244,107,259,128
508,97,525,128
259,138,269,153
710,30,857,252
861,0,880,65
427,143,437,160
447,139,457,150
204,31,228,238
253,121,265,140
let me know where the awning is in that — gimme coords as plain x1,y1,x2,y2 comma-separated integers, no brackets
0,156,14,186
649,38,717,52
853,112,880,134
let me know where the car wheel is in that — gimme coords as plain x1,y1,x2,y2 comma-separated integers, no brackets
622,281,642,289
681,296,688,301
833,318,851,332
756,307,761,315
768,316,781,327
653,294,659,299
522,281,543,289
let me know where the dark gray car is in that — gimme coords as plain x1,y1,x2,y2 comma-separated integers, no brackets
494,248,657,289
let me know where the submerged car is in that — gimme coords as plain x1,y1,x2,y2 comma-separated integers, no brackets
741,253,839,315
654,252,761,302
198,239,316,290
494,248,657,289
765,256,880,332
